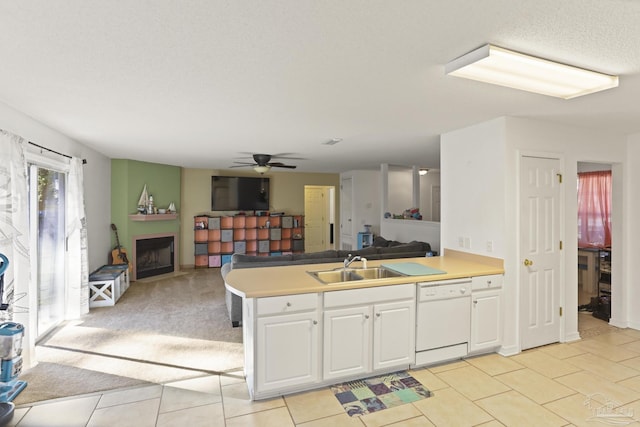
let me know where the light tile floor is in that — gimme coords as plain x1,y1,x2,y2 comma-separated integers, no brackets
11,313,636,427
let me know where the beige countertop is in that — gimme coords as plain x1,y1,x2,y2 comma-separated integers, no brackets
225,249,504,298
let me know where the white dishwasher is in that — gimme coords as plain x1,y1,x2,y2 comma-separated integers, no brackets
414,278,471,367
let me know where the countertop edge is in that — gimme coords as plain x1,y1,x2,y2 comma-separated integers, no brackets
225,256,505,299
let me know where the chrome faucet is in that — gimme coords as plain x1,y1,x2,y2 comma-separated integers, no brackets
343,254,362,269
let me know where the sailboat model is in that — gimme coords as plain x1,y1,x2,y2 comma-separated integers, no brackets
137,184,149,212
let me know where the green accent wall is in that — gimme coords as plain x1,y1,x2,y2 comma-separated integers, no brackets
110,159,181,255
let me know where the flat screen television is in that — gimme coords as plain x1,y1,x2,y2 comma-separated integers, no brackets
211,176,270,211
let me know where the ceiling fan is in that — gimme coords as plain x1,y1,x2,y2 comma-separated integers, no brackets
231,153,301,174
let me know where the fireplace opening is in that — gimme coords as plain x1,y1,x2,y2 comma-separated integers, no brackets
135,236,175,280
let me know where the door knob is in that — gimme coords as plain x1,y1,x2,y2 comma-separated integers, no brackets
524,259,533,267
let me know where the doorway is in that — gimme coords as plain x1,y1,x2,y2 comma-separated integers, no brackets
576,162,613,327
304,186,335,253
29,163,67,339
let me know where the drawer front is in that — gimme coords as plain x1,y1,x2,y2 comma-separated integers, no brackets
257,293,318,316
324,283,415,308
471,274,503,291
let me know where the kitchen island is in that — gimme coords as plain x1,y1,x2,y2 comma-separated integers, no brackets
225,249,504,400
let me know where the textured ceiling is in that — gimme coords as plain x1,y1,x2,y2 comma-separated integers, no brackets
1,1,639,173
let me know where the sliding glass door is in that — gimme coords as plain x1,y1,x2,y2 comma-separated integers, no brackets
29,164,66,338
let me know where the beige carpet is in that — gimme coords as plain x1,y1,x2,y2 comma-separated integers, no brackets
15,268,243,405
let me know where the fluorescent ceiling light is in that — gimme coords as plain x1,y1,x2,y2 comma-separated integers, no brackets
445,44,618,99
253,165,271,174
419,168,429,176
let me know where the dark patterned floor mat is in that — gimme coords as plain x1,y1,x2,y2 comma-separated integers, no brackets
330,371,432,417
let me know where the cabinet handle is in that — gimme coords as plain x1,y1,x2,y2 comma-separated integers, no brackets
313,320,318,325
365,315,369,319
286,302,291,307
376,313,381,317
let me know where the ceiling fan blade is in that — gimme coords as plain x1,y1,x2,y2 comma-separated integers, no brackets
269,162,297,169
269,153,306,160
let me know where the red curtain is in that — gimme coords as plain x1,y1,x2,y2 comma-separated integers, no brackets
577,171,612,248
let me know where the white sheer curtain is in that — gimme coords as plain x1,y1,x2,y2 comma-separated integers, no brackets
66,158,89,317
0,131,30,322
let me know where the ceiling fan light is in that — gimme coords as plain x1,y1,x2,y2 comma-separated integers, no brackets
253,165,271,174
445,44,619,99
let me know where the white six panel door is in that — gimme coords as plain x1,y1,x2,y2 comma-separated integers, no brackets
520,155,562,350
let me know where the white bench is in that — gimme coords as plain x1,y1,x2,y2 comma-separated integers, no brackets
89,265,129,307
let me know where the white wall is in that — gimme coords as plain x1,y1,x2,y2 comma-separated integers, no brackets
624,133,640,330
340,170,381,247
441,116,628,355
387,166,413,215
0,102,111,273
441,117,507,257
352,170,381,236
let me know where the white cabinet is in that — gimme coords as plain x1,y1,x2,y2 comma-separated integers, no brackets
323,305,371,380
245,293,320,398
469,275,503,354
257,311,319,392
323,284,415,381
373,300,415,370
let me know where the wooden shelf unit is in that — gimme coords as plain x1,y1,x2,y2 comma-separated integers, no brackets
194,214,304,268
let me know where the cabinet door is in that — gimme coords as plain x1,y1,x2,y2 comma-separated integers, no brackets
470,289,502,353
256,311,319,392
323,306,371,381
373,300,415,370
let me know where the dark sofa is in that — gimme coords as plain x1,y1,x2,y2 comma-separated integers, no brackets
222,238,432,326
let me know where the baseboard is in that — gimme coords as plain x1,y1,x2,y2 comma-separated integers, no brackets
621,319,640,330
498,344,520,357
564,331,581,342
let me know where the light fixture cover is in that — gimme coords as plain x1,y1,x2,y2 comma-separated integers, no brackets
253,165,271,174
445,44,618,99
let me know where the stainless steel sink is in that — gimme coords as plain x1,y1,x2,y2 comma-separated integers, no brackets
350,267,404,280
308,267,405,284
308,269,362,284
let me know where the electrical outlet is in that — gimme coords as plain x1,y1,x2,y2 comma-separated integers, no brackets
464,237,471,249
458,237,464,247
486,240,493,252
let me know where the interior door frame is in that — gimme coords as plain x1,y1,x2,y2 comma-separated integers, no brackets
517,151,566,349
340,176,353,249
